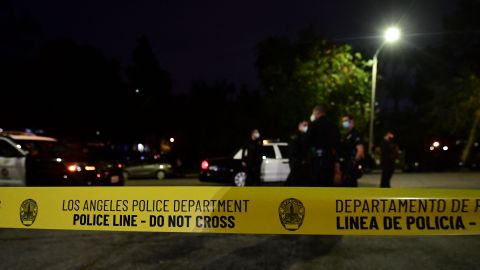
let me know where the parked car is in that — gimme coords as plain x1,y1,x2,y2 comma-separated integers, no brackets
123,157,173,180
80,143,126,186
0,131,124,186
199,140,290,186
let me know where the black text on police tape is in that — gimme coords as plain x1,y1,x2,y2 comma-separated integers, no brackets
336,215,467,230
72,214,235,229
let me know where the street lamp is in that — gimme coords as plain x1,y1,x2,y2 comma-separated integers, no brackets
384,27,400,43
368,26,401,155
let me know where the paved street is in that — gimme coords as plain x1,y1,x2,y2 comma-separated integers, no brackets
1,172,480,270
125,172,480,189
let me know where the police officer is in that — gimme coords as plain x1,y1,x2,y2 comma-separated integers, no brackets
242,129,263,186
380,131,398,188
285,120,309,186
340,114,365,187
306,105,340,187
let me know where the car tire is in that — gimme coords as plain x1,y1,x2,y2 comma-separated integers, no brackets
233,171,247,187
156,170,166,180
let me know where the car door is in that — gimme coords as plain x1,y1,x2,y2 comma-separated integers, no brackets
275,144,290,181
260,144,280,182
139,159,161,177
143,160,161,177
126,160,147,178
0,139,26,186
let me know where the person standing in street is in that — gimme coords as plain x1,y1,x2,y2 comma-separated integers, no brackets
286,120,309,186
339,114,365,187
306,105,340,187
242,129,263,186
380,131,398,188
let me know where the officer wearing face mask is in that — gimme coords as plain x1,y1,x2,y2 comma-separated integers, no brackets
340,114,365,187
306,105,341,187
242,129,263,186
286,120,309,186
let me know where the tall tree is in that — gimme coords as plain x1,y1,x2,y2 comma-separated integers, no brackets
435,0,480,163
256,35,371,138
294,42,371,128
1,40,126,131
127,35,171,99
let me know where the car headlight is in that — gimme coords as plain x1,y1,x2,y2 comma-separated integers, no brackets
85,166,96,171
67,164,95,172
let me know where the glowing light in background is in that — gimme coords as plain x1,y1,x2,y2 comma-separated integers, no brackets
384,27,401,43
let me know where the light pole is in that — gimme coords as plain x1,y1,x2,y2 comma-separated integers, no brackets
368,26,401,155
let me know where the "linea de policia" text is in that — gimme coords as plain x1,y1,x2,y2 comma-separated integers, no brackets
335,199,480,231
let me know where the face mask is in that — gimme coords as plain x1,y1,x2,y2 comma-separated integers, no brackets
254,132,260,139
301,126,308,133
342,121,350,129
310,114,316,122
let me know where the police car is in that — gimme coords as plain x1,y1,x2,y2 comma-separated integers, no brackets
0,131,123,186
199,140,290,186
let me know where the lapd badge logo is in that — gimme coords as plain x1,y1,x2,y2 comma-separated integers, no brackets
279,198,305,231
20,199,38,226
1,168,9,179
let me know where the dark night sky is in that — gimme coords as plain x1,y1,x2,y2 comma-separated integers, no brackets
13,0,455,93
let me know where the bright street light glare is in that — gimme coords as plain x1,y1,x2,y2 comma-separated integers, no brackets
384,27,400,43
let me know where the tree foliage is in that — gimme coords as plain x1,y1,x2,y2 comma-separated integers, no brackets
127,35,171,99
256,35,371,138
294,42,371,128
428,0,480,162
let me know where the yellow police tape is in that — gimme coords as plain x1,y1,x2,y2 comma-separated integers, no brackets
0,187,479,235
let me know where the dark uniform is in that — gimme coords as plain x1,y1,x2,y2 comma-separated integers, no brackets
340,129,364,187
380,138,397,188
285,132,309,186
306,116,340,187
242,138,262,186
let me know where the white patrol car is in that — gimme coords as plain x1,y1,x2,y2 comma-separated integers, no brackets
200,140,290,186
0,132,101,186
0,132,48,186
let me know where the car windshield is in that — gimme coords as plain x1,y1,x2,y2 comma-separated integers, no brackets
278,145,288,159
83,147,125,162
16,140,70,157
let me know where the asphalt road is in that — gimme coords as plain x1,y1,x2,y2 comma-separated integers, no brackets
125,172,480,189
1,172,480,270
